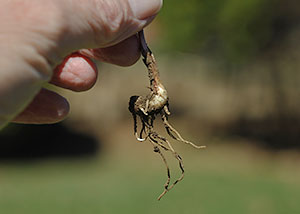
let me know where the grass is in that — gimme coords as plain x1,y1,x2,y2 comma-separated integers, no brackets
1,142,300,214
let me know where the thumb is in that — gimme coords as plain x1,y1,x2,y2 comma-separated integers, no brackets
60,0,163,51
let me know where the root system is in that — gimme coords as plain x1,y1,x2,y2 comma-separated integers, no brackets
128,30,206,200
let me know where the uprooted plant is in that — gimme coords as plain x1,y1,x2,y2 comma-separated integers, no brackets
128,30,206,200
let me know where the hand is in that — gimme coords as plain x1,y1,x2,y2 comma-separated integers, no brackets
0,0,162,129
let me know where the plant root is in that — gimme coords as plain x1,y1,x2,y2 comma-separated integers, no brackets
128,30,206,201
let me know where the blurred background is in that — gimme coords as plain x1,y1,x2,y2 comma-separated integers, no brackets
1,0,300,213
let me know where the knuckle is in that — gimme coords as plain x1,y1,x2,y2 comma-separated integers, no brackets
92,0,127,41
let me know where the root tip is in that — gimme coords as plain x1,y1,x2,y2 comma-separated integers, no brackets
196,145,206,149
135,133,146,142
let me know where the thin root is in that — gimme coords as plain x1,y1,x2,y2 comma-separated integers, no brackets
161,113,206,149
149,133,184,200
151,143,171,200
148,130,185,201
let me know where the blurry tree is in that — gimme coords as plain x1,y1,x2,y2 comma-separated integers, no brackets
159,0,279,64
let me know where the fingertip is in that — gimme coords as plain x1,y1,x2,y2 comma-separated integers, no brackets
13,89,70,124
51,53,98,92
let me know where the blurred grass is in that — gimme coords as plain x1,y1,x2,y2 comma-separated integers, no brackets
1,135,300,214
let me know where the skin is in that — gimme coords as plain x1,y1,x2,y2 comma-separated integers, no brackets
0,0,163,129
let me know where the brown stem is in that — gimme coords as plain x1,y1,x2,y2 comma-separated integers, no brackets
138,30,163,95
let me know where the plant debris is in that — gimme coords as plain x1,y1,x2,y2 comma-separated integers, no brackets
128,30,206,200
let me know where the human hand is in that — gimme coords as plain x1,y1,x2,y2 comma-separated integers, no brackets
0,0,162,129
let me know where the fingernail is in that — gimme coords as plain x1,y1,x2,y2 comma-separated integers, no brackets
129,0,163,20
